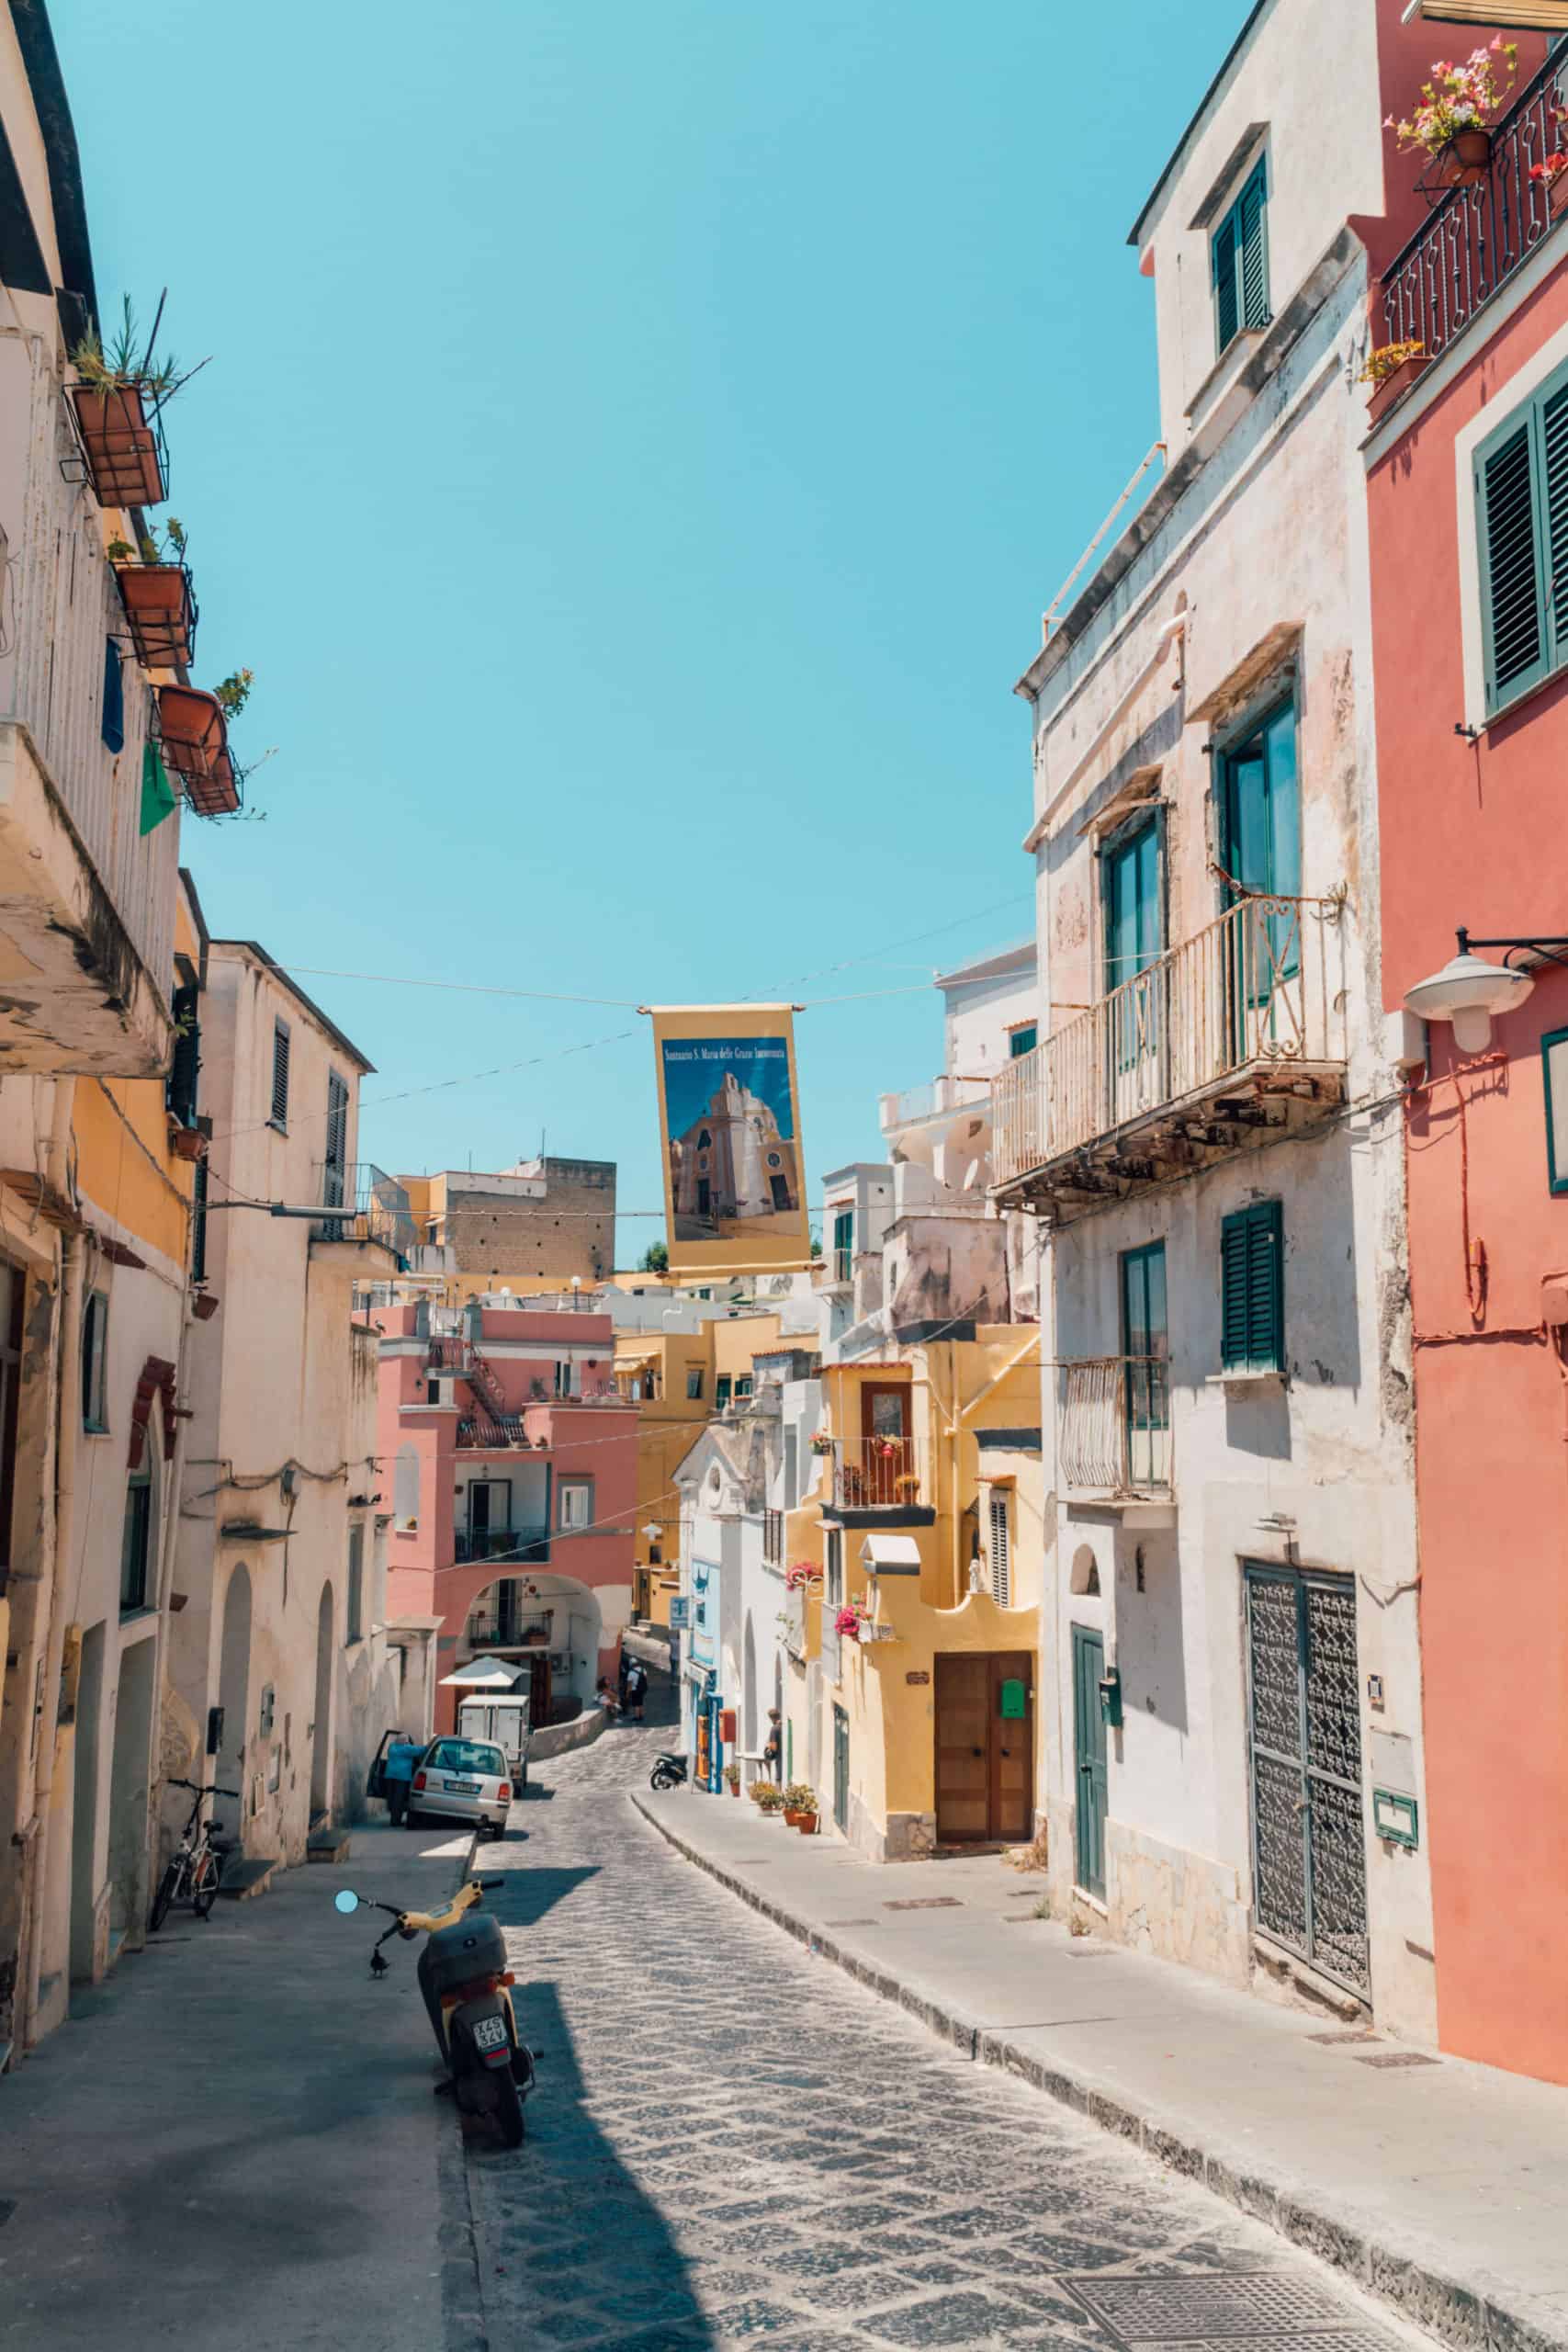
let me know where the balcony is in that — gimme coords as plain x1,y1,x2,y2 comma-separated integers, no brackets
825,1436,931,1526
312,1164,418,1262
1382,51,1568,386
454,1527,550,1568
992,896,1346,1223
1059,1358,1172,1517
462,1607,552,1647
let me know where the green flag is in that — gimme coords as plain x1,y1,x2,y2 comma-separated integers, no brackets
140,741,177,836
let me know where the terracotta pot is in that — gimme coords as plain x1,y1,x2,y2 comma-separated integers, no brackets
191,1292,220,1321
1368,353,1427,423
727,1781,739,1798
783,1808,807,1828
795,1813,819,1836
1439,128,1492,187
1546,168,1568,220
115,562,196,669
169,1124,205,1162
157,684,227,779
70,382,165,507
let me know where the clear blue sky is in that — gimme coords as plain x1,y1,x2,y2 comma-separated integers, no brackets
59,0,1243,1260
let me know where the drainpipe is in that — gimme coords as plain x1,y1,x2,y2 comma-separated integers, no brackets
21,1079,80,2049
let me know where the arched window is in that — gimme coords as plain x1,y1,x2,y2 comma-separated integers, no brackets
1069,1544,1100,1598
120,1430,160,1616
697,1129,712,1148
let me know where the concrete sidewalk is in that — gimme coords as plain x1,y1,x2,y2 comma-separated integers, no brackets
634,1786,1568,2352
0,1820,481,2352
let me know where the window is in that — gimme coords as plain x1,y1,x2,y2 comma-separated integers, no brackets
686,1367,705,1401
1104,819,1162,1069
716,1374,733,1409
825,1526,843,1607
191,1152,209,1284
324,1071,349,1208
82,1290,109,1431
762,1507,783,1566
1121,1240,1170,1482
697,1128,712,1148
832,1208,853,1284
167,984,200,1127
1544,1027,1568,1193
1221,1199,1284,1374
734,1375,752,1400
988,1490,1010,1608
555,1357,581,1398
1009,1023,1038,1058
1211,153,1269,357
101,637,125,752
346,1525,364,1644
269,1020,291,1131
1475,361,1568,716
558,1478,592,1531
119,1454,157,1615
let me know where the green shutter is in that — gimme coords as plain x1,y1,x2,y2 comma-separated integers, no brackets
1541,376,1568,644
1477,416,1548,713
1221,1200,1282,1374
1213,209,1239,354
1237,164,1269,329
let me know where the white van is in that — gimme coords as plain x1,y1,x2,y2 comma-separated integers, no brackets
457,1694,532,1789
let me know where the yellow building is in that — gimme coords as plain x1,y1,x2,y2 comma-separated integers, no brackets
615,1311,780,1623
781,1326,1043,1860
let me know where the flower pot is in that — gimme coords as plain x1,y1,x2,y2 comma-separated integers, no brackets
1439,128,1492,187
157,684,226,779
70,382,166,507
783,1808,807,1828
1368,354,1427,423
169,1124,205,1162
795,1813,819,1836
191,1291,220,1321
1546,169,1568,222
115,562,197,669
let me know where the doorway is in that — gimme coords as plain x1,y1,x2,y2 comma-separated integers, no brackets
310,1582,335,1822
933,1653,1033,1845
832,1702,849,1835
859,1382,910,1507
217,1564,252,1829
107,1635,156,1949
1072,1624,1108,1898
69,1622,107,1980
1244,1565,1369,1997
468,1478,510,1556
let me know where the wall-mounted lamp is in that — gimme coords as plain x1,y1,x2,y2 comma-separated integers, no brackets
1401,926,1559,1053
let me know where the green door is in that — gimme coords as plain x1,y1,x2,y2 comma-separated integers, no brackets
1105,820,1162,1081
832,1703,850,1835
1221,702,1301,1042
1072,1624,1108,1899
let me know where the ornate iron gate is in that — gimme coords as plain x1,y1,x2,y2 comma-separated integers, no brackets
1244,1566,1369,1997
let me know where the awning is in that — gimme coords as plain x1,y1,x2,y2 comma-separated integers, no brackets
858,1532,922,1577
1404,3,1568,25
440,1654,527,1690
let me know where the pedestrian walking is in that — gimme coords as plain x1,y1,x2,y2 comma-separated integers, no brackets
625,1658,648,1724
381,1734,424,1826
762,1708,783,1782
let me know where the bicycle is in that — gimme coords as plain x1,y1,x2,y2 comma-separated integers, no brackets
149,1776,239,1929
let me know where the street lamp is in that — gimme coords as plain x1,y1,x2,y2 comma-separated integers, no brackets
1402,927,1551,1054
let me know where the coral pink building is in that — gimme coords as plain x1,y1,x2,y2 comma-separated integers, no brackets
1366,25,1568,2084
372,1303,636,1734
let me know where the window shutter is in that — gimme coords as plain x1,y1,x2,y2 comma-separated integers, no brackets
270,1023,291,1128
1478,417,1547,711
191,1152,209,1283
167,984,200,1126
324,1072,349,1204
1221,1212,1251,1370
101,637,125,753
1237,167,1269,329
1221,1201,1282,1372
1213,210,1239,353
989,1492,1010,1608
1540,375,1568,653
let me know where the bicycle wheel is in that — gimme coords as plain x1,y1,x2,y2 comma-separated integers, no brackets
191,1849,223,1919
149,1860,182,1933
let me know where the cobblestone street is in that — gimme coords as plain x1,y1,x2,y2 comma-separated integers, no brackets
462,1708,1439,2352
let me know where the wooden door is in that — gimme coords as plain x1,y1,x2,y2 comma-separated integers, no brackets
934,1653,1033,1845
860,1382,910,1507
1072,1625,1108,1897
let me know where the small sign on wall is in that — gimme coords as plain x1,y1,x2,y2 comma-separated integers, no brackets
1372,1788,1419,1849
905,1669,930,1686
669,1597,690,1628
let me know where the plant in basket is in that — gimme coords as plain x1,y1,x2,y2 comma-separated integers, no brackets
1386,39,1517,185
70,296,208,510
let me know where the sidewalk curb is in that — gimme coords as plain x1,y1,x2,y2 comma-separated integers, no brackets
631,1792,1560,2352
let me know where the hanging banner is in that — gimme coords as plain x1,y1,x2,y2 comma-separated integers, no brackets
647,1004,812,1279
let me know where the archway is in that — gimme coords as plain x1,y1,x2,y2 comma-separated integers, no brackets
217,1564,253,1827
742,1612,758,1751
1069,1544,1101,1597
446,1570,604,1730
311,1581,335,1820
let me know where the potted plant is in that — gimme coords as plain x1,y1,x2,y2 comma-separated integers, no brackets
1359,340,1427,420
1530,147,1568,222
754,1781,784,1815
808,1429,834,1455
725,1765,740,1799
835,1603,863,1645
168,1119,205,1163
782,1782,818,1831
157,667,250,818
1386,38,1517,187
69,298,197,509
110,517,197,670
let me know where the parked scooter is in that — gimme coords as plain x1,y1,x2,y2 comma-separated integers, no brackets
333,1877,534,2146
649,1751,688,1791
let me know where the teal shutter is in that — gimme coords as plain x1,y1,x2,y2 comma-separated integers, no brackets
1477,415,1548,713
1221,1200,1282,1373
1237,164,1269,329
1213,210,1239,354
1541,375,1568,639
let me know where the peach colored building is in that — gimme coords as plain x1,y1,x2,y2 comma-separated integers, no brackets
372,1303,637,1730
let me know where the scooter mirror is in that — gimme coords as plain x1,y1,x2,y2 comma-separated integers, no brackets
333,1889,361,1915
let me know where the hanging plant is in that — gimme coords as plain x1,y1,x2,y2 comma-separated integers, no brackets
834,1604,863,1643
784,1561,820,1592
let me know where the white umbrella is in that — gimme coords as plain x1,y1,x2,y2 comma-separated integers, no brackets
439,1654,526,1690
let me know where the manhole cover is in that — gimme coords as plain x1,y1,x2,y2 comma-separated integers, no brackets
884,1896,963,1911
1067,2273,1353,2339
1354,2051,1440,2068
1305,2030,1381,2046
1131,2335,1398,2352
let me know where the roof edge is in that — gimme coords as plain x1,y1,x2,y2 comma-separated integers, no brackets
209,938,377,1073
1125,0,1270,252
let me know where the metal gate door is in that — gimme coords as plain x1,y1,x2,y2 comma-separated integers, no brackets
832,1704,849,1835
1245,1566,1369,1997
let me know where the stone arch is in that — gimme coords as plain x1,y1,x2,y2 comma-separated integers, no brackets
1069,1544,1101,1598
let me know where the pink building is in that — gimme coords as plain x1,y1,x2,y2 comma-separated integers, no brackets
371,1304,637,1734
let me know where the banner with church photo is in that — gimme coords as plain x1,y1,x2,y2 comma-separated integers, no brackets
648,1006,812,1278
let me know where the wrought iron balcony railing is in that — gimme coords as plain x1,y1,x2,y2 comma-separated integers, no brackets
454,1525,550,1566
993,895,1344,1193
1060,1357,1172,1498
314,1162,420,1261
1382,50,1568,371
829,1435,920,1512
462,1606,552,1646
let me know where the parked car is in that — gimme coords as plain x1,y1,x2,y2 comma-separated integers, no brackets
408,1736,514,1838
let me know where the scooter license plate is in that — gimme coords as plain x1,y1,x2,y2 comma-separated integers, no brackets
446,1779,481,1794
472,2015,509,2052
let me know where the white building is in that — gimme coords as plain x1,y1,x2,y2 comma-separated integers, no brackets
995,0,1432,2036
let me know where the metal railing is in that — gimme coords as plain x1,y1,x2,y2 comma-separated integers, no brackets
1382,51,1568,367
315,1163,419,1260
457,1412,529,1450
829,1435,919,1512
1059,1357,1172,1497
2,346,177,998
879,1073,991,1131
454,1525,550,1566
993,895,1343,1187
463,1602,552,1645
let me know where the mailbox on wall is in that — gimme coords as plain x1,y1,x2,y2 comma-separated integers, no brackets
719,1707,737,1745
